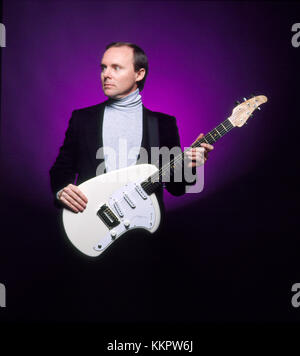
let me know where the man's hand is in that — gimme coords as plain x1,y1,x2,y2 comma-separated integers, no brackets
185,133,214,168
58,184,88,213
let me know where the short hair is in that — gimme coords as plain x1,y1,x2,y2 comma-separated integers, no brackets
105,42,148,91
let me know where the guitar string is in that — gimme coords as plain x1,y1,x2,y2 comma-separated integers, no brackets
141,100,260,191
98,142,204,220
141,120,232,191
99,119,234,218
100,121,233,219
91,101,260,226
100,104,259,217
100,107,257,218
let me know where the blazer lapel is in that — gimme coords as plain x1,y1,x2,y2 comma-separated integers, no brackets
144,106,159,149
85,102,106,171
140,105,159,165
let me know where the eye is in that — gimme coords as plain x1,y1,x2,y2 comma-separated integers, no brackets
114,65,120,70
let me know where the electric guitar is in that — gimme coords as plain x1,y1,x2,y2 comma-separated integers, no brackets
62,95,268,257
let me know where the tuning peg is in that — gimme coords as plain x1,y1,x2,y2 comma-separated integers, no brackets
235,100,240,106
243,97,247,101
250,93,256,98
257,107,261,111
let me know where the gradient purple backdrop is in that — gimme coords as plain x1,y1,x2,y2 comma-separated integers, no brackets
1,1,287,211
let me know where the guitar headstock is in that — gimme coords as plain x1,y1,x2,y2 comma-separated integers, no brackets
229,95,268,127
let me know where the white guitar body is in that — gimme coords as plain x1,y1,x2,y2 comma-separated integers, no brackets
62,164,161,257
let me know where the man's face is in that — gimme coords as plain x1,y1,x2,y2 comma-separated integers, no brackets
100,46,143,99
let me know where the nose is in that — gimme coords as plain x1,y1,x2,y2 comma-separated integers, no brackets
102,67,112,80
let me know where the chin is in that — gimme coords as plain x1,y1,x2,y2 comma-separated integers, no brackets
104,89,116,97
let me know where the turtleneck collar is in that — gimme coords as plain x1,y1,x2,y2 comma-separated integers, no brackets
106,88,142,111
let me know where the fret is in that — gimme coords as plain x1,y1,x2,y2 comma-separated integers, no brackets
223,119,234,131
206,133,215,144
192,137,206,148
220,123,228,132
202,137,209,144
216,124,226,136
211,128,221,140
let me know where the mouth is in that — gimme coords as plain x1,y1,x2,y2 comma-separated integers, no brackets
104,84,114,87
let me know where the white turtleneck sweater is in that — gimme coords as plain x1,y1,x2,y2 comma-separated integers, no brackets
102,88,143,172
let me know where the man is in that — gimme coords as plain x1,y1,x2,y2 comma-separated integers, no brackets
49,42,213,217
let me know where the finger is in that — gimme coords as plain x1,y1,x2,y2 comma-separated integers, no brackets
192,147,205,154
185,148,204,158
200,143,214,151
196,154,205,165
195,148,205,158
69,184,88,203
190,160,204,167
60,196,79,213
191,147,205,152
64,187,87,208
186,150,204,159
190,155,204,163
187,161,196,168
61,191,85,212
186,155,204,167
196,133,204,141
200,145,213,152
191,149,206,164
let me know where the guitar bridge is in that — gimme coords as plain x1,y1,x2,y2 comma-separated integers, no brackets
97,204,120,229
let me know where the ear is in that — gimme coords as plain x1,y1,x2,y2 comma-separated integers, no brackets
136,68,146,83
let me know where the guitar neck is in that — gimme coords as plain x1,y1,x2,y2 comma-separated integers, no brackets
190,117,234,148
141,117,234,195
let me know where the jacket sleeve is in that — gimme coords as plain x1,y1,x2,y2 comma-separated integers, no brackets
49,110,79,207
162,116,196,197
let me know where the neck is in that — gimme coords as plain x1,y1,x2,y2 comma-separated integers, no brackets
107,88,142,111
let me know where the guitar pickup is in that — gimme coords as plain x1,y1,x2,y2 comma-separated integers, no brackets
123,193,136,209
135,185,147,200
97,204,120,228
113,201,124,218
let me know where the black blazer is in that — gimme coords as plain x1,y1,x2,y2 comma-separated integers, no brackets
49,101,194,212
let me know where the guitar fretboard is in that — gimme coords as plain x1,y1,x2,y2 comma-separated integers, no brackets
141,118,234,195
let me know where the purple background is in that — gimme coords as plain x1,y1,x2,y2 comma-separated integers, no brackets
1,0,286,211
1,1,300,326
